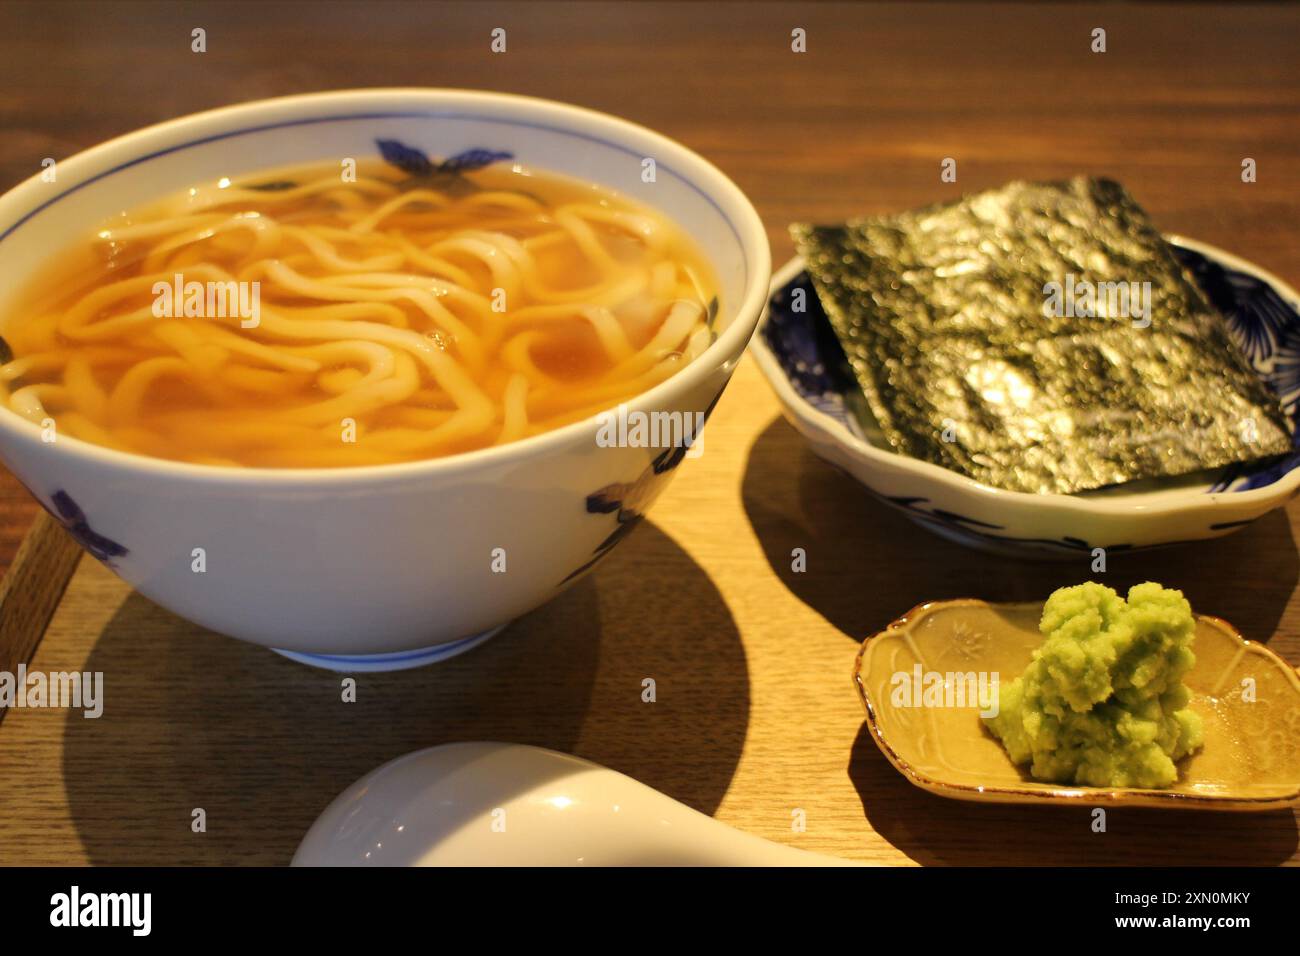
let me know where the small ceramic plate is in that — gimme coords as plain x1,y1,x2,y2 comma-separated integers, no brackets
852,599,1300,810
753,237,1300,556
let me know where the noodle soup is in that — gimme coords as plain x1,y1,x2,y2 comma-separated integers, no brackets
0,89,769,662
0,157,718,468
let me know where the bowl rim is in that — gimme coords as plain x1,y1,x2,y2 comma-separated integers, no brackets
0,87,772,486
752,236,1300,519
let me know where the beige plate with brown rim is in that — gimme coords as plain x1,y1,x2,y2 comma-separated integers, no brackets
852,599,1300,811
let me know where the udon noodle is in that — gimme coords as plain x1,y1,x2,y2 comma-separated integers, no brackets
0,158,718,467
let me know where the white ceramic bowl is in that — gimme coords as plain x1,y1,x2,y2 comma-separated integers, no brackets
0,89,771,669
754,240,1300,556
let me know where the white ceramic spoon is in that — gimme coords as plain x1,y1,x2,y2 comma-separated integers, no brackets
292,742,858,866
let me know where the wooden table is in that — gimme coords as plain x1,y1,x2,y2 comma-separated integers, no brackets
0,0,1297,865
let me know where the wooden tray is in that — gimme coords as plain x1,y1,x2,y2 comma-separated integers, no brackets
0,360,1297,865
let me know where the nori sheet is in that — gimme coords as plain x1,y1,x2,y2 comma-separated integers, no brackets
791,178,1292,494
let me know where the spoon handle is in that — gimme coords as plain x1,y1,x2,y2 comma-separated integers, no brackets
601,803,863,867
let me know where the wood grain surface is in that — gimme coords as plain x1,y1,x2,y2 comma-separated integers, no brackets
0,512,81,725
0,1,1298,865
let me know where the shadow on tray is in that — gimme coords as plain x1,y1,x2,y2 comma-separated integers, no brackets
848,723,1299,865
743,414,1300,864
61,520,749,865
741,415,1300,645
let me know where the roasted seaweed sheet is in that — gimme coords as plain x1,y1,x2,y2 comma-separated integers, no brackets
791,178,1292,494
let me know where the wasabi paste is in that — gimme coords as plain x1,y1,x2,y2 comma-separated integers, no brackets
983,582,1204,788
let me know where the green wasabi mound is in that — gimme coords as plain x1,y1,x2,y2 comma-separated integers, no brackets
983,582,1204,788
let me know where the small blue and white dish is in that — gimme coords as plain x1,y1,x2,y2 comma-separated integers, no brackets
752,237,1300,556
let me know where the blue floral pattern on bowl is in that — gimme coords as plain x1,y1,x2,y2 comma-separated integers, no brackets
763,272,864,438
1171,245,1300,492
375,139,514,195
563,386,727,583
48,489,128,566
